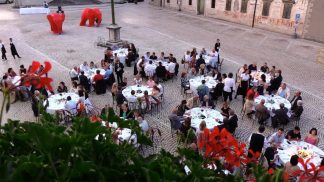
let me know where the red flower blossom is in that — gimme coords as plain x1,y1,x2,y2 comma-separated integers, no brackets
23,61,53,91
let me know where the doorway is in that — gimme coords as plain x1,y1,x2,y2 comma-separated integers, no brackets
197,0,205,15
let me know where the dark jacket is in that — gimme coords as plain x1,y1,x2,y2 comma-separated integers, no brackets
272,107,289,126
290,95,302,111
292,106,303,118
10,42,18,55
156,65,167,78
225,114,238,134
248,133,265,156
1,44,6,53
115,62,124,74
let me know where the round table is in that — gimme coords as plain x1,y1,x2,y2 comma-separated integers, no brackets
45,93,80,114
122,85,153,101
278,140,324,168
184,107,224,130
189,76,218,94
255,95,291,111
113,48,128,64
250,71,271,86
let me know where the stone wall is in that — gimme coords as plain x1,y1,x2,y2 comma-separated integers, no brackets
302,0,324,43
150,0,311,37
16,0,53,7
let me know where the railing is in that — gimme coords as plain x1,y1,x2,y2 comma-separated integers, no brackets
316,50,324,65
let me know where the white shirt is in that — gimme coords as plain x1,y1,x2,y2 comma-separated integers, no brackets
144,54,150,62
209,57,218,68
134,78,142,85
277,87,290,99
144,63,156,74
209,51,218,58
223,78,235,92
184,54,191,62
241,73,250,81
168,62,176,73
139,120,149,132
136,60,144,71
69,69,78,78
64,100,77,115
80,64,90,72
84,98,93,114
128,95,138,103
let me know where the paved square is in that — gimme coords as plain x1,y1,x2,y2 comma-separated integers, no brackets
0,2,323,153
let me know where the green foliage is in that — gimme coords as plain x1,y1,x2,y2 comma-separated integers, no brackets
0,108,285,182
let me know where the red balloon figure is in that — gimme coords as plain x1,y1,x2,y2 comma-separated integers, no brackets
80,8,102,27
47,13,65,34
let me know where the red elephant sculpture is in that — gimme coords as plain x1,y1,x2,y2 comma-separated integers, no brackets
47,13,65,34
80,8,102,27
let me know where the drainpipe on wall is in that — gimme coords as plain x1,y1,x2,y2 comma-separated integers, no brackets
252,0,258,28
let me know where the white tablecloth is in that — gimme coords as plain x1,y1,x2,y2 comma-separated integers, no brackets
189,76,217,94
19,7,50,15
184,107,224,130
278,140,324,168
251,71,271,85
145,60,170,71
11,76,21,86
113,48,128,64
255,95,291,111
45,93,79,114
84,68,105,82
122,85,153,101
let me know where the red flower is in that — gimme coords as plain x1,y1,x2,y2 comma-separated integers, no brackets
23,61,53,91
268,168,274,175
297,158,316,181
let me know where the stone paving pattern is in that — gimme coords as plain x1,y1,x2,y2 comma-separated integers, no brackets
0,3,323,153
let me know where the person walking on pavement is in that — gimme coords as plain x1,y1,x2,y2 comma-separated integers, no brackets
9,38,21,59
0,40,7,61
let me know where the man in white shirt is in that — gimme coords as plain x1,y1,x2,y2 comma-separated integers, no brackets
276,83,290,99
144,52,150,62
223,73,235,102
138,116,149,132
167,61,176,74
69,66,79,81
64,96,77,116
128,90,138,103
144,60,156,77
79,62,90,72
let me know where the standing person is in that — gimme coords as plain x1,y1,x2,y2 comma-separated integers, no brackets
223,73,235,102
214,39,221,52
9,38,21,59
31,91,41,117
1,40,7,61
115,59,124,84
248,126,266,158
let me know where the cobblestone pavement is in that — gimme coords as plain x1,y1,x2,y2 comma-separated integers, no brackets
0,2,323,153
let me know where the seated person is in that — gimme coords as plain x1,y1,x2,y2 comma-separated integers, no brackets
260,62,269,73
255,99,270,125
179,117,196,142
138,116,149,132
128,90,138,103
57,81,68,93
144,60,156,77
264,144,278,170
146,77,155,88
268,128,285,146
221,101,231,118
290,100,303,119
64,96,77,115
285,126,301,141
271,103,289,127
201,95,215,109
89,61,97,69
79,71,90,92
177,100,189,116
180,72,190,91
133,74,142,85
168,108,183,130
80,61,90,72
156,62,167,80
284,155,300,179
304,128,319,146
119,104,134,119
70,81,79,93
93,70,104,83
149,52,157,60
276,83,290,99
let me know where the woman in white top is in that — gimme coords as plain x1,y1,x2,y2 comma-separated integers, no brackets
223,73,235,102
133,74,142,85
70,81,79,93
276,83,290,99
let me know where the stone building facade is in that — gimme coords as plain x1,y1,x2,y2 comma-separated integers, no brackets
149,0,321,41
